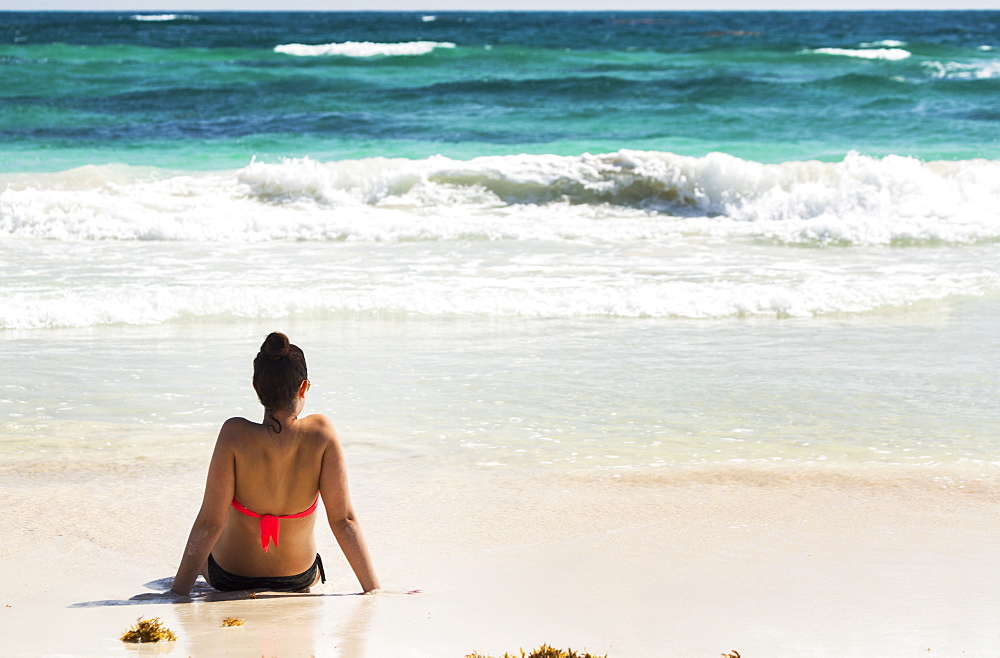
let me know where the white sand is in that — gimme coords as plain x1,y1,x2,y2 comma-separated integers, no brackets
2,459,999,657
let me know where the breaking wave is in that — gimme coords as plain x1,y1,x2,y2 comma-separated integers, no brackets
274,41,456,57
2,150,998,246
807,47,912,61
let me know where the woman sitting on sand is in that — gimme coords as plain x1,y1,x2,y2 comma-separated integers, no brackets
170,332,379,595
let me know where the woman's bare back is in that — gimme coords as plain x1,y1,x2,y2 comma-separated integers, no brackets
211,414,334,577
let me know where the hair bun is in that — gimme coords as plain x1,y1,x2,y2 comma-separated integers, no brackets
260,332,291,359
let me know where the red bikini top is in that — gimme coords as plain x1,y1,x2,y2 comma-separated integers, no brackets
230,495,320,553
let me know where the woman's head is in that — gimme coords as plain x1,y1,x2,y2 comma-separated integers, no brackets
253,332,308,421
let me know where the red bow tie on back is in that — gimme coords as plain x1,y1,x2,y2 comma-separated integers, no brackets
230,496,320,552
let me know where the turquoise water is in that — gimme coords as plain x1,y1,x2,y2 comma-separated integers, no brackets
2,11,998,171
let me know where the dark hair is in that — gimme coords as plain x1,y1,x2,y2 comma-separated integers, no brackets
253,332,308,433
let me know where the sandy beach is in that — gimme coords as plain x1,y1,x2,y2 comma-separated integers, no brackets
3,9,1000,657
3,457,999,657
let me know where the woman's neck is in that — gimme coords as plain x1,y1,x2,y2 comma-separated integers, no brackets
263,408,298,434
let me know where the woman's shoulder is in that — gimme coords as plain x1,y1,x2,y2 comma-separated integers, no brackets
215,417,260,443
219,416,257,431
297,414,340,453
300,413,337,438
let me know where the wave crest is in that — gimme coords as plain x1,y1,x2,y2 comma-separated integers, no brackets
237,150,1000,245
4,272,993,329
2,151,998,246
274,41,456,57
808,47,911,61
924,60,1000,80
129,14,198,22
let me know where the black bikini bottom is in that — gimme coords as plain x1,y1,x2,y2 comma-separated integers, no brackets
207,553,326,592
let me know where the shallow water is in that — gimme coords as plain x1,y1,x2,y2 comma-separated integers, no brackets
3,294,998,475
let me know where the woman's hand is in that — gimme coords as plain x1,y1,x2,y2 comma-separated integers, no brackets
129,591,190,603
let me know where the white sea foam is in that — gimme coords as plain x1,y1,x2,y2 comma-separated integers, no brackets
861,40,906,48
1,242,995,328
2,151,999,326
2,151,999,246
129,14,197,22
809,47,911,61
274,41,456,57
923,59,1000,80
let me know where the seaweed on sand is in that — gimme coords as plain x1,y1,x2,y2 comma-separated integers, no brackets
466,644,606,658
120,617,177,643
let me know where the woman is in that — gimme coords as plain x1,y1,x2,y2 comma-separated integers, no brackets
170,332,380,595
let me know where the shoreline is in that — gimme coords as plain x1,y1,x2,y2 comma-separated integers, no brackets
3,460,999,656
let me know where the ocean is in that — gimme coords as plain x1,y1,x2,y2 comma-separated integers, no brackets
1,10,999,478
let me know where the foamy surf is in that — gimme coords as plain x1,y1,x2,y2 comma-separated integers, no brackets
274,41,456,57
808,47,912,60
3,151,998,246
860,40,907,48
2,174,999,327
129,14,197,22
924,59,1000,80
3,150,998,327
2,266,992,329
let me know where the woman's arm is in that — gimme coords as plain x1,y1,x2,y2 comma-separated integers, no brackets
318,418,380,593
170,419,238,595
